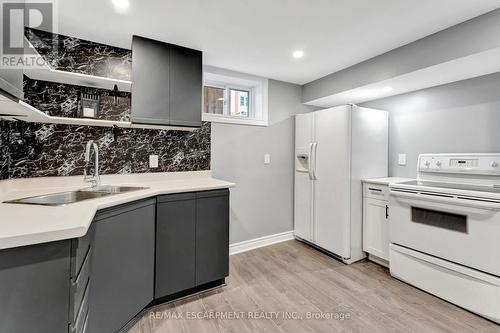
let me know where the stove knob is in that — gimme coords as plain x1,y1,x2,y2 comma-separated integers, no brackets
436,161,442,168
425,161,430,167
491,161,499,168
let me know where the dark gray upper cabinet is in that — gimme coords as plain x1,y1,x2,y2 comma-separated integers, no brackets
156,193,196,298
131,35,202,127
130,36,170,126
0,240,70,333
196,190,230,286
87,199,156,333
169,44,203,127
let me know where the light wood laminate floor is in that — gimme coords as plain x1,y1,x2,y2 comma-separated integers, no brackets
128,240,498,333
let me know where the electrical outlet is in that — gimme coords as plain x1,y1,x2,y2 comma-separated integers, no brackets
264,153,271,165
398,154,407,166
149,155,159,168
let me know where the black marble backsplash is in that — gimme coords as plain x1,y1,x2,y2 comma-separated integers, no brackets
23,76,131,121
0,29,210,180
0,121,210,180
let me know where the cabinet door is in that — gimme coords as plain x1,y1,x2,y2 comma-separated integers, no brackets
195,190,229,286
0,241,70,333
131,35,171,125
363,198,390,260
169,44,202,127
156,193,196,298
87,199,155,333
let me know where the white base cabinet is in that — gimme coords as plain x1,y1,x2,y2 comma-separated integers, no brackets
362,183,390,263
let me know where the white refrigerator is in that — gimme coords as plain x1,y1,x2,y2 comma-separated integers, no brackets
294,105,388,263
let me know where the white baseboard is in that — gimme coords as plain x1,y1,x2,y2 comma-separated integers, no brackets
229,231,294,255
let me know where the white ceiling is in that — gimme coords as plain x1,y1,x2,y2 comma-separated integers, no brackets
54,0,500,84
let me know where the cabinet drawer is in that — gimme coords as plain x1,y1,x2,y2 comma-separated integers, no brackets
69,248,91,324
70,281,90,333
70,223,95,279
363,183,389,200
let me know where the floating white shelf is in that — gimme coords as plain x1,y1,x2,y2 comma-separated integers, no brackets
0,99,195,131
23,39,132,92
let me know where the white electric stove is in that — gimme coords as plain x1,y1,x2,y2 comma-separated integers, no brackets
389,153,500,323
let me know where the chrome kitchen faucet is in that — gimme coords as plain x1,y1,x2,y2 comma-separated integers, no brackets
83,140,101,187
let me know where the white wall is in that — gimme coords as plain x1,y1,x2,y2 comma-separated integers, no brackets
361,72,500,177
211,79,308,244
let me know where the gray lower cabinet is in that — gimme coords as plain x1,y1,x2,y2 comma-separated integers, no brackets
0,190,228,333
87,198,156,333
195,190,230,285
155,193,196,298
69,223,95,333
0,240,71,333
155,189,229,300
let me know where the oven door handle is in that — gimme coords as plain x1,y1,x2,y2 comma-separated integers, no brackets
390,189,500,212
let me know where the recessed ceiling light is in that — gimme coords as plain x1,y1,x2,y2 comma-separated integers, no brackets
292,50,304,59
112,0,130,13
382,86,393,92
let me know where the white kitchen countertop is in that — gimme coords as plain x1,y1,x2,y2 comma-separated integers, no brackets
362,177,414,185
0,171,235,250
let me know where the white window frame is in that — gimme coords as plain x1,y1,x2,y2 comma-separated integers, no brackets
202,66,268,127
204,82,254,118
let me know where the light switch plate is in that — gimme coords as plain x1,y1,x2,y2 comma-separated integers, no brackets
264,153,271,165
398,154,407,166
149,155,159,168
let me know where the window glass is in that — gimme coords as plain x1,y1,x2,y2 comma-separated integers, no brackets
203,86,225,115
229,89,249,117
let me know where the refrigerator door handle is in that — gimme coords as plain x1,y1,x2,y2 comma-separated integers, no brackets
311,142,318,180
308,143,314,180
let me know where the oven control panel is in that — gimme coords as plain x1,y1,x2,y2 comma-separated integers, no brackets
449,159,478,168
418,154,500,175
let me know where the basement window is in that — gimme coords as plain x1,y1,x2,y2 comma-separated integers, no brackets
204,84,252,118
203,66,268,126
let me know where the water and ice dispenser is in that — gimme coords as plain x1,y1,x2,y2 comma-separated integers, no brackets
295,149,310,172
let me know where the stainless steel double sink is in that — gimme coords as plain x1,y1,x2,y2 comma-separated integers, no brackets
3,185,149,206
